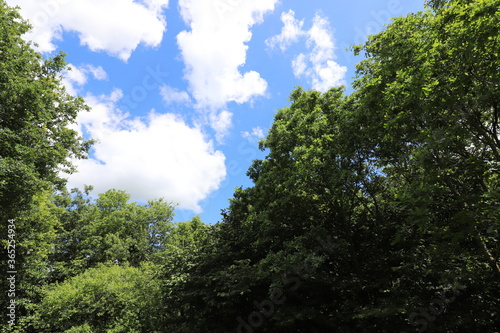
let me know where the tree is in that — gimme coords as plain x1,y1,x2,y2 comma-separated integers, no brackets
163,1,499,331
48,188,176,282
1,190,61,332
5,187,177,333
163,87,407,332
351,0,499,329
1,1,92,330
0,0,92,218
34,263,162,333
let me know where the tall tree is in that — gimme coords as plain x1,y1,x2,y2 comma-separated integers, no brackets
34,263,163,333
0,1,92,217
1,1,92,330
163,1,499,332
352,0,499,330
163,87,407,332
48,188,176,282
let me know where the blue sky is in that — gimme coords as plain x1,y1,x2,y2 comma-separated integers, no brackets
8,0,424,224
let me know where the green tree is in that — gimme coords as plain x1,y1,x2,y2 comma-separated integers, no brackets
163,87,405,332
351,0,499,330
163,1,499,331
156,217,214,330
49,188,176,282
34,263,162,333
0,0,92,218
1,1,92,330
1,190,61,332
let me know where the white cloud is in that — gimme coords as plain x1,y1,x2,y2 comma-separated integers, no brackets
209,110,233,144
265,10,305,52
61,63,108,96
86,65,108,81
304,14,347,91
66,90,226,213
7,0,169,61
291,53,307,77
267,11,347,91
160,85,191,105
176,0,277,108
242,126,265,142
64,65,87,86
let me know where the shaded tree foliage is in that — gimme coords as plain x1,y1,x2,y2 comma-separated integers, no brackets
1,1,92,329
0,0,91,217
48,187,175,282
161,0,499,332
1,0,499,332
34,263,162,333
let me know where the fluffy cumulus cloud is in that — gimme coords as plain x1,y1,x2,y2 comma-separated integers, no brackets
210,110,233,144
61,63,108,96
7,0,169,61
160,85,191,105
176,0,277,109
265,10,305,52
267,10,347,91
242,126,265,142
66,90,226,213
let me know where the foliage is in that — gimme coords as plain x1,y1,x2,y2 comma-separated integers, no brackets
163,87,408,332
161,0,499,331
1,0,499,332
349,0,500,328
48,187,176,281
1,1,92,330
34,263,162,333
0,0,92,217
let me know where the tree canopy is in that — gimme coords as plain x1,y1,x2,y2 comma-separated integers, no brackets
158,0,499,331
0,0,92,216
1,0,499,332
1,1,92,329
